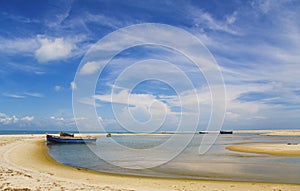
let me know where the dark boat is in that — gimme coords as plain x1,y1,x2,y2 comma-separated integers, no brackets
220,130,233,134
199,131,208,134
46,134,97,143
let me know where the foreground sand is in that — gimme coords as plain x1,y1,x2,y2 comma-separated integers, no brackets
0,135,300,191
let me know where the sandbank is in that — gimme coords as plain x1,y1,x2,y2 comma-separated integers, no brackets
1,134,300,190
261,130,300,136
227,143,300,156
234,129,300,136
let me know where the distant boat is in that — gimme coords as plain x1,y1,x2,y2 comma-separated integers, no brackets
46,134,97,143
220,130,233,134
59,131,74,137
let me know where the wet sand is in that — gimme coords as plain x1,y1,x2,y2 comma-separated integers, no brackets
1,134,300,191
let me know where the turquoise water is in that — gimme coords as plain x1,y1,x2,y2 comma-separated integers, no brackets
47,133,300,184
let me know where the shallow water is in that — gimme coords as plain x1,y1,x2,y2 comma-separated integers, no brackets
47,133,300,183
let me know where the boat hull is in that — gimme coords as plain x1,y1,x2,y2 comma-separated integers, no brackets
46,135,96,143
220,130,233,134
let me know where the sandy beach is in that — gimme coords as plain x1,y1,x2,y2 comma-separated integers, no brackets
0,134,300,191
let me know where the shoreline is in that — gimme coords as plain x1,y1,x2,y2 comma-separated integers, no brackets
0,134,300,190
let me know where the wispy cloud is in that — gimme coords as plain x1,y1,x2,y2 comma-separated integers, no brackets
184,5,240,35
0,37,39,55
250,0,291,14
1,11,40,24
24,92,44,98
82,12,127,29
2,93,26,99
0,1,299,130
181,1,300,128
2,92,44,99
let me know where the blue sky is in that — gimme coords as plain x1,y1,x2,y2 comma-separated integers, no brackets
0,0,299,132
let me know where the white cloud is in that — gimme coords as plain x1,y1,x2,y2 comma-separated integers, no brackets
95,90,173,126
0,113,7,118
50,116,64,121
95,90,167,110
9,115,18,123
70,81,77,90
0,113,35,125
79,61,101,75
48,115,85,128
21,116,34,122
35,35,75,63
93,88,204,132
54,85,61,91
0,115,17,124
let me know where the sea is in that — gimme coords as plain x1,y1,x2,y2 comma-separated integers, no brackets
1,130,299,184
45,133,300,184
